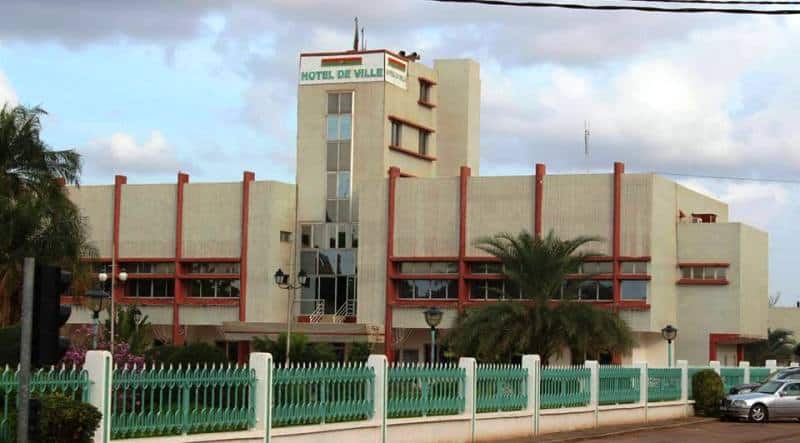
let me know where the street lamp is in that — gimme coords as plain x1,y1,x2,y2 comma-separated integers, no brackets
273,268,308,365
85,289,110,349
424,307,443,363
98,266,127,351
661,324,678,367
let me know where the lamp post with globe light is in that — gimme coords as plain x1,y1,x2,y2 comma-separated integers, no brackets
98,266,127,350
84,289,110,349
424,307,444,363
273,268,308,365
661,324,678,367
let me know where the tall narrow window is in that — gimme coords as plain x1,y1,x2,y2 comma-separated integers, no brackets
419,82,431,103
418,131,428,155
391,121,402,147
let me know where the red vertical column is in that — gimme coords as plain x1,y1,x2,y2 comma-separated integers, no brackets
113,175,127,302
173,172,189,345
238,171,255,363
457,166,471,311
534,164,545,237
385,167,400,362
612,162,624,305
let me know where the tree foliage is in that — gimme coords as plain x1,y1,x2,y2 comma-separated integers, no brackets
446,230,635,363
0,104,96,324
252,333,337,364
745,328,796,365
103,305,152,356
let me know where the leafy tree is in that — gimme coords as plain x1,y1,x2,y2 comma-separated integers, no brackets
0,104,96,325
745,328,796,365
146,342,229,367
347,342,373,363
446,230,635,363
252,333,337,364
103,305,152,355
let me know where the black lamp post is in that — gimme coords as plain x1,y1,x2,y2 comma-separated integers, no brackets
661,324,678,367
85,289,110,349
273,268,308,364
424,307,443,363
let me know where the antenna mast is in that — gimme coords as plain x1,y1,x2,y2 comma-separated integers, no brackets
584,120,590,169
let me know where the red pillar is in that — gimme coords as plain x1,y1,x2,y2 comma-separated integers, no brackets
612,162,624,305
534,163,545,237
113,175,127,302
457,166,471,312
237,171,255,362
385,167,401,362
173,172,189,345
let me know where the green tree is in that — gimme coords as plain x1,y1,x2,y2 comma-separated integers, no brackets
446,230,635,363
252,333,337,364
745,328,796,365
0,104,95,324
103,305,152,355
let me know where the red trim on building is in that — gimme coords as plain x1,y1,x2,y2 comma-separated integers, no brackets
677,262,730,268
179,273,240,280
458,167,471,312
417,100,436,109
388,145,437,161
113,175,126,303
240,171,254,325
394,299,459,308
173,172,189,345
300,48,407,60
183,297,240,306
418,76,437,86
612,162,624,305
385,167,400,362
388,115,435,133
320,56,363,64
392,274,459,280
677,279,729,286
391,256,460,262
237,341,250,365
534,164,545,237
180,257,240,263
709,333,741,362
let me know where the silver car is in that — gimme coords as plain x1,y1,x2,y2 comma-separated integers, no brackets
722,380,800,422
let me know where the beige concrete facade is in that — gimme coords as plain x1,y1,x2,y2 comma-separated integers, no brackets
65,47,770,365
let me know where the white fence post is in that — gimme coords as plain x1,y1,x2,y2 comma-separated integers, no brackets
522,355,540,436
677,360,688,417
635,362,648,423
791,362,800,368
710,360,721,375
459,357,477,442
85,350,112,443
584,360,599,428
249,352,273,443
739,361,750,384
367,354,388,443
766,359,777,372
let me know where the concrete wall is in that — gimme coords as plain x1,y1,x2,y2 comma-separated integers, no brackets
738,224,769,338
119,184,176,258
542,174,613,256
769,307,800,336
356,179,388,327
434,59,481,177
182,182,242,258
466,176,534,256
68,185,114,257
393,177,460,257
647,175,678,333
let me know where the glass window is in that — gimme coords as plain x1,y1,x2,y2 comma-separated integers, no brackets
326,115,339,140
351,225,359,248
328,93,339,114
280,231,291,242
681,267,692,279
337,200,350,222
337,171,350,198
413,280,432,298
486,263,503,274
469,263,486,274
338,142,351,171
319,277,335,313
301,225,312,248
313,223,324,248
578,281,597,300
470,281,487,299
419,131,428,155
326,224,337,249
339,115,351,140
716,267,727,280
340,93,352,113
326,173,337,199
391,121,402,146
430,280,449,299
419,82,431,102
430,262,458,274
339,250,356,274
398,280,415,299
318,249,337,275
301,251,317,275
621,262,647,274
327,142,338,171
621,280,647,301
562,281,579,300
326,200,337,222
400,262,428,274
598,281,613,300
300,278,318,314
487,280,504,299
337,224,347,248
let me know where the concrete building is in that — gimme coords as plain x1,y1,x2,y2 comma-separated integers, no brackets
65,47,769,365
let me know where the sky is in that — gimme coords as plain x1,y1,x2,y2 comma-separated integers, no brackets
1,1,800,305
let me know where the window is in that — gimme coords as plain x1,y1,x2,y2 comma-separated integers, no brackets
280,231,292,243
580,262,613,274
186,279,240,298
418,131,428,155
124,262,175,274
419,81,431,103
562,280,612,301
399,262,458,274
398,279,457,299
621,262,648,274
681,266,728,280
301,225,311,248
469,262,503,274
391,121,402,147
621,280,647,301
126,279,174,298
187,262,240,274
469,280,521,300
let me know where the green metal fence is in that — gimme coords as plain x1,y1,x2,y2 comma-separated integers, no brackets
476,364,527,413
749,367,772,383
687,367,710,400
387,363,465,418
272,362,374,427
0,365,91,442
720,367,745,393
647,368,681,402
540,366,590,409
599,366,640,405
110,363,256,439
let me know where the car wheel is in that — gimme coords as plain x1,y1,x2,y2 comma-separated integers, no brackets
749,404,768,423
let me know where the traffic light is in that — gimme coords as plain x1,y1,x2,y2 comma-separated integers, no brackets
32,264,73,367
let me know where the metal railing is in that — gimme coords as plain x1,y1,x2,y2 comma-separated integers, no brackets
110,363,256,439
720,367,745,393
333,299,356,323
647,368,681,402
272,362,374,427
387,363,465,418
476,364,527,413
598,366,640,405
540,366,591,409
309,300,326,323
750,367,772,383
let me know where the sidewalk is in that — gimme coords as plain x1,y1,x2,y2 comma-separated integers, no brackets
503,417,716,442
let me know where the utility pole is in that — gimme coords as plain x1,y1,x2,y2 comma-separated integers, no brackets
18,257,34,443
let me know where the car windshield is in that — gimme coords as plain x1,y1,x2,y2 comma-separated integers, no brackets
756,382,783,394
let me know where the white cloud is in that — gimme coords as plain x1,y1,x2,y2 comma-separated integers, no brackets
679,179,788,230
0,70,18,107
82,131,185,176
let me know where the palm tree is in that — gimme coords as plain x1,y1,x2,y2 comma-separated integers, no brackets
446,230,635,363
745,328,795,365
0,104,95,324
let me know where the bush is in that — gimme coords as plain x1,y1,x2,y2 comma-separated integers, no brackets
7,393,101,443
0,325,20,367
146,342,228,367
252,333,337,364
347,342,372,363
692,369,725,417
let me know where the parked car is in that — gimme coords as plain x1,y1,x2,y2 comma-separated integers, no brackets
728,367,800,395
722,380,800,422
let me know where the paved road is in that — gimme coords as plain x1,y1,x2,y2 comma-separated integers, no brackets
569,420,800,443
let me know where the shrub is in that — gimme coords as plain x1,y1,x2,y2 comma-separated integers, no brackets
0,325,20,367
347,342,372,363
692,369,725,417
7,393,101,443
252,333,337,364
146,343,228,367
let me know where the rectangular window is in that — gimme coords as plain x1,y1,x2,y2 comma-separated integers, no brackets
126,279,174,298
598,280,613,300
469,262,503,274
621,280,647,301
419,82,431,103
397,280,457,299
327,115,339,141
187,262,240,274
280,231,291,243
301,251,317,275
326,200,337,222
312,223,324,248
681,267,692,279
337,171,350,198
328,93,340,114
301,225,312,248
621,262,647,274
338,142,351,171
337,200,351,222
327,142,338,171
339,115,351,140
391,121,402,147
581,262,613,274
326,172,337,199
124,262,175,274
398,262,458,274
418,131,428,155
351,225,359,248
